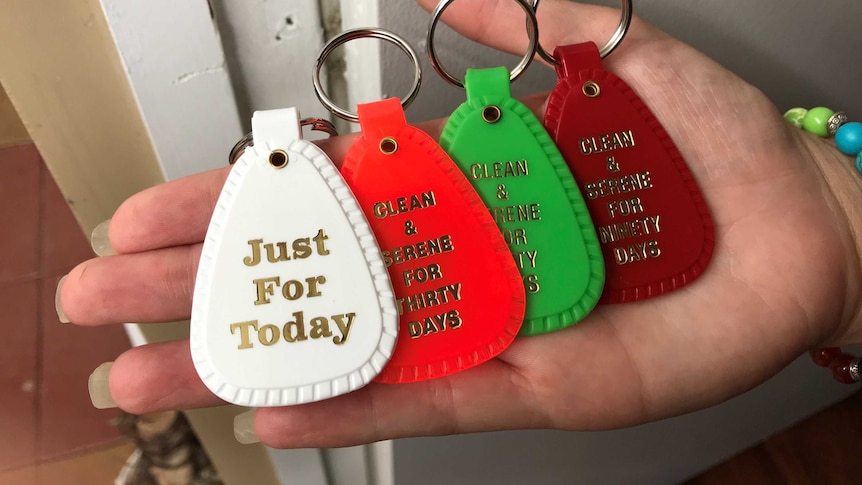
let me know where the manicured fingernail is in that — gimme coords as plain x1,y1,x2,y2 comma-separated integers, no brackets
88,362,117,409
91,219,116,256
234,410,260,444
55,275,70,323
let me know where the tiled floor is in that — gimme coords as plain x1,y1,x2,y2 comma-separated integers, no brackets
0,143,132,479
0,442,135,485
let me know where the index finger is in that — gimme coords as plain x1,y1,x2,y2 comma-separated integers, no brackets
107,134,358,254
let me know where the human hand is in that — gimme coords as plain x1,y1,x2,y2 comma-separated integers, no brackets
58,0,862,448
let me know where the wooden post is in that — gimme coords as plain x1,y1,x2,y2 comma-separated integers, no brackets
0,2,280,484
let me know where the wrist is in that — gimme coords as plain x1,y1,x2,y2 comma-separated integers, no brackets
796,129,862,346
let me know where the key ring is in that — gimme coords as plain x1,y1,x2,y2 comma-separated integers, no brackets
532,0,632,65
427,0,539,89
228,117,338,165
313,28,422,123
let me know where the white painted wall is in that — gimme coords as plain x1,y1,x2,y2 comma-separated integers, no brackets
338,0,383,132
209,0,331,129
100,0,243,180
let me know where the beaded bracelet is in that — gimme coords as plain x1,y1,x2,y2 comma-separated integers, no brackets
784,107,862,174
783,106,862,384
810,348,860,384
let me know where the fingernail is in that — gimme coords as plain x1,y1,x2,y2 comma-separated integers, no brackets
91,219,116,256
234,410,260,444
55,275,70,323
88,362,117,409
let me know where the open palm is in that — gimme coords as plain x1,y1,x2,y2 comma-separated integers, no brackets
59,0,861,448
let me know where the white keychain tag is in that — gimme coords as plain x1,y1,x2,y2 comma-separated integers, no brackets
191,108,398,407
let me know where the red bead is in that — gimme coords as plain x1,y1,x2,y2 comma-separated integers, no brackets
810,347,842,367
829,354,858,384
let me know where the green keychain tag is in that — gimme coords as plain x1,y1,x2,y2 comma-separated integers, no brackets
440,67,605,335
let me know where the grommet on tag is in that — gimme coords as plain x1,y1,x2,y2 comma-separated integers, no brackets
582,81,601,98
379,137,398,155
268,149,289,169
228,118,338,165
482,106,502,124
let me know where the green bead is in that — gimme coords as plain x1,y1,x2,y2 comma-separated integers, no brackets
802,107,835,137
784,107,808,127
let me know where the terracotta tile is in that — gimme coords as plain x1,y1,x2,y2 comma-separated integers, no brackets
38,276,129,462
39,162,93,277
0,280,39,472
0,465,38,485
0,83,31,149
38,441,134,485
0,144,40,284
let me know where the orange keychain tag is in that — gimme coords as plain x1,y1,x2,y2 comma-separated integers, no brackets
341,98,525,383
316,29,524,383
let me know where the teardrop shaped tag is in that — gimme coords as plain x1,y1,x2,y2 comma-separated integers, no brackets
191,108,398,407
341,98,525,383
440,67,605,336
543,43,715,303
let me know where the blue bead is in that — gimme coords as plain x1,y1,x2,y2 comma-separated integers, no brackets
835,122,862,156
857,152,862,175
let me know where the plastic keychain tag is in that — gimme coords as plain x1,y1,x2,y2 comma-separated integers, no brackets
543,43,715,303
191,108,398,407
341,97,525,383
440,67,605,336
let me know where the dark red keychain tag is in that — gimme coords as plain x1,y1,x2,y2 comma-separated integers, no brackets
341,97,526,383
544,42,715,303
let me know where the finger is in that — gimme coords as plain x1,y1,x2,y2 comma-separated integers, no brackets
108,167,230,254
60,244,201,325
252,359,547,448
110,339,224,413
107,343,544,442
416,0,658,66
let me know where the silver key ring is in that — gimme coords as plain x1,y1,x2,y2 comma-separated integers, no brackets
313,28,422,123
532,0,633,65
228,118,338,165
427,0,539,89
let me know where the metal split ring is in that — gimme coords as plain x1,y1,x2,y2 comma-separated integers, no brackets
532,0,632,65
427,0,539,89
313,28,422,123
228,118,338,165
